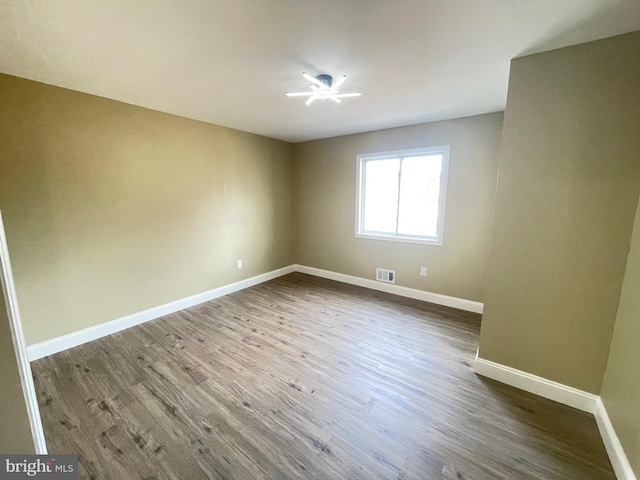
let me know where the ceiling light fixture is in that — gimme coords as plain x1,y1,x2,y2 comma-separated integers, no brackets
286,72,361,106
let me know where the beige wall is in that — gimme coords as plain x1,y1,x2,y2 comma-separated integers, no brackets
0,73,294,345
479,31,640,393
2,29,639,469
601,193,640,476
0,291,35,453
294,113,504,302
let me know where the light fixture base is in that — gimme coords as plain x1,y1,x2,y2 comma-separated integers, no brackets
285,72,361,106
315,74,333,88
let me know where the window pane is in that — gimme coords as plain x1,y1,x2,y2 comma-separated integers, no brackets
362,158,400,233
397,155,442,237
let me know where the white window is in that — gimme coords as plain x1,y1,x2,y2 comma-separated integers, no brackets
355,146,450,246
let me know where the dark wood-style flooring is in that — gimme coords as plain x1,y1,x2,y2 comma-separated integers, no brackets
31,273,614,479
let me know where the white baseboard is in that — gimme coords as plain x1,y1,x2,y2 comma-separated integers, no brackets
27,265,296,361
294,264,483,314
474,354,637,480
28,264,481,361
473,354,598,413
25,262,635,479
595,398,637,480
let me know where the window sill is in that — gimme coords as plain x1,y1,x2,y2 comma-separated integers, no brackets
355,232,443,246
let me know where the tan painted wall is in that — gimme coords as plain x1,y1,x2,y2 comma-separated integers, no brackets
0,73,294,345
0,292,35,453
294,113,504,302
479,31,640,393
601,194,640,476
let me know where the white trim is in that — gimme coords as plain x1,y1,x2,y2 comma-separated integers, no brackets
294,264,483,314
29,263,482,362
28,265,295,361
474,354,637,479
594,398,637,480
355,145,450,247
473,354,598,413
0,211,48,454
354,232,441,246
22,257,636,479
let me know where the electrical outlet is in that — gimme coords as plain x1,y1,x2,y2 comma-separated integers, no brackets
237,259,243,269
420,267,427,277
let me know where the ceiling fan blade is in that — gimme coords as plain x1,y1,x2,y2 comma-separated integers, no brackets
302,72,327,90
286,91,317,97
331,92,361,98
329,97,341,103
305,96,316,106
332,75,347,89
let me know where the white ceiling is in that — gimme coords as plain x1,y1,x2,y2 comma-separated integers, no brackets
1,1,639,143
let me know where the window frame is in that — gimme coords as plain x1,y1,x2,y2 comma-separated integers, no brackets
355,145,450,246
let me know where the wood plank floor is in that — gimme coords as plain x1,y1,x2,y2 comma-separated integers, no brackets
31,273,615,479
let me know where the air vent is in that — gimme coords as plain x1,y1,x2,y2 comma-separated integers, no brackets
376,268,395,284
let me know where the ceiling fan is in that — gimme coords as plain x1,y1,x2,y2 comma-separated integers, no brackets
286,72,361,106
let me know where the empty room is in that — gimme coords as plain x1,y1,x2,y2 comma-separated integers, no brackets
1,1,639,479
